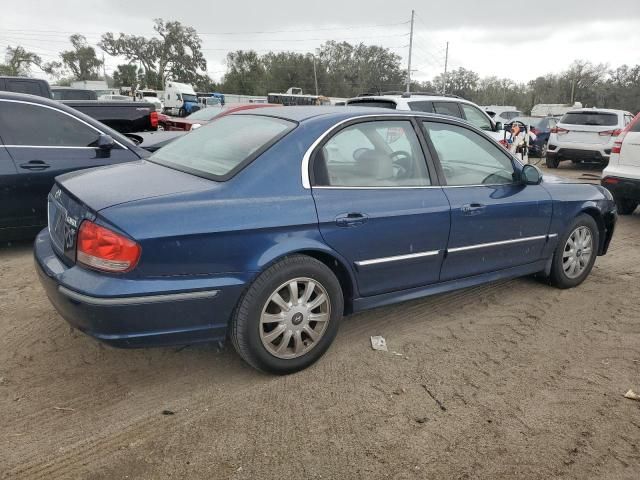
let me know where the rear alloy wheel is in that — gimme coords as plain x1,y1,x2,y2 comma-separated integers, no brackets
230,255,343,374
616,197,639,215
546,156,560,168
549,214,599,289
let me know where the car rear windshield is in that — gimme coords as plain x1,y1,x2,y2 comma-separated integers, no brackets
346,99,397,109
149,114,295,180
560,112,618,126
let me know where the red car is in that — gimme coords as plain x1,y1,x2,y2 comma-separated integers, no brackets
161,103,280,132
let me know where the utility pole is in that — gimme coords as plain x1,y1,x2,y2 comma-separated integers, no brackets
442,41,449,95
313,54,319,96
406,10,414,93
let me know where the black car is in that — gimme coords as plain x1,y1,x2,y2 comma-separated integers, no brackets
0,76,52,98
505,116,558,157
0,92,147,240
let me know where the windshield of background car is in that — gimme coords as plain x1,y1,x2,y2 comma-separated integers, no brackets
186,107,224,121
182,94,198,102
149,114,295,179
560,112,618,126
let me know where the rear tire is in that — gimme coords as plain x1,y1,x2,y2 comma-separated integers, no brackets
616,198,638,215
549,214,599,289
230,255,344,374
546,156,560,168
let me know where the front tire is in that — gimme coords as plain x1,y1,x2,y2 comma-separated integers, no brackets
549,214,599,289
616,198,638,215
546,156,560,168
230,255,344,374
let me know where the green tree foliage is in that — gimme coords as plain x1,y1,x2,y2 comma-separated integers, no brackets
112,64,138,87
51,34,104,81
100,19,207,90
0,45,42,76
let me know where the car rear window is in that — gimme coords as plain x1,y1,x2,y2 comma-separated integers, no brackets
149,114,295,180
560,112,618,126
346,99,397,109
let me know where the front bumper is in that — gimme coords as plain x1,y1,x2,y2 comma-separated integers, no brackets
34,229,246,348
601,176,640,202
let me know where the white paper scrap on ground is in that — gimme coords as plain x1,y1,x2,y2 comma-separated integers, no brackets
624,389,640,401
370,336,388,352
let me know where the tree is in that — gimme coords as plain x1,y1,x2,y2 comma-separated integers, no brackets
432,67,479,99
220,50,266,95
100,19,207,89
113,64,138,87
0,46,42,76
55,34,103,81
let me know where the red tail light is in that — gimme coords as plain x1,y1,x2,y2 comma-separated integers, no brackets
599,129,622,137
611,113,640,154
551,127,569,134
77,221,141,273
150,111,158,128
602,177,619,185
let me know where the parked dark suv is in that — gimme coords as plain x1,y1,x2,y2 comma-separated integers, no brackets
0,92,146,240
0,76,52,98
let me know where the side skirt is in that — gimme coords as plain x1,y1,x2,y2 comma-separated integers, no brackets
352,259,548,313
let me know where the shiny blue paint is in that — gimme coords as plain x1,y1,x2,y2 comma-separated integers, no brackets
33,107,617,348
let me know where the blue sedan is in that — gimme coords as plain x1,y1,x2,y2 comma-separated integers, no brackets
35,107,617,373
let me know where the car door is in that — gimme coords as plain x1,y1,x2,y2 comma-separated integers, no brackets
310,118,451,297
421,120,553,281
0,99,136,230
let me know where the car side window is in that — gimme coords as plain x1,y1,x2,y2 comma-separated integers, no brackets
432,102,462,118
422,121,516,186
0,102,100,147
407,101,432,112
313,120,431,187
460,104,492,131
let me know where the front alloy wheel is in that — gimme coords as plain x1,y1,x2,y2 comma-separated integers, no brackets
562,226,593,279
260,278,330,359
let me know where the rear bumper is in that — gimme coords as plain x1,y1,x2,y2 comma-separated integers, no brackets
547,146,610,163
601,176,640,202
34,229,247,348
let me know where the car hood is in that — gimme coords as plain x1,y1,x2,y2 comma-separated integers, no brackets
540,172,582,184
56,160,213,212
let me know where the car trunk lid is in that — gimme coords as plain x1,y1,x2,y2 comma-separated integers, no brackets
558,111,620,145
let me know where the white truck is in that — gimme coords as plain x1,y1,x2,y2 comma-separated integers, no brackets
134,89,164,112
161,82,199,117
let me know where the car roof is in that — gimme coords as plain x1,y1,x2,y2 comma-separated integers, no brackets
232,105,395,122
346,94,468,103
565,108,627,114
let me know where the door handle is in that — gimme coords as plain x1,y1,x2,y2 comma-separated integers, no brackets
335,212,368,227
461,203,486,215
19,160,50,171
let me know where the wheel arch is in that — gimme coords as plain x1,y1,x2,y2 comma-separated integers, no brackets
579,206,607,255
253,242,358,315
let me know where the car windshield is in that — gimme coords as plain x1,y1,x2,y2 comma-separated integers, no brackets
149,114,295,179
561,112,618,126
182,94,197,102
186,107,224,121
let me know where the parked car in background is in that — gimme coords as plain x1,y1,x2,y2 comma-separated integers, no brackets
345,92,503,141
51,87,98,100
134,90,164,112
546,108,634,168
63,100,158,133
0,76,52,98
34,106,616,374
162,103,280,131
483,106,522,124
504,116,557,157
602,113,640,215
0,92,146,240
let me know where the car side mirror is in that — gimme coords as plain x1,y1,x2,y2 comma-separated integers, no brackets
521,164,542,185
97,134,115,151
495,121,503,131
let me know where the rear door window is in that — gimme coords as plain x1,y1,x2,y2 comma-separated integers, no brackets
460,104,492,131
313,120,431,187
432,102,463,118
407,101,433,112
560,112,618,127
0,101,100,146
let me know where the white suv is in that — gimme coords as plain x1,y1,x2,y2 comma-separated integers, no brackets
345,93,503,141
601,113,640,215
546,108,634,168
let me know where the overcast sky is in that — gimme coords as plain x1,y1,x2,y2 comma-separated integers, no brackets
2,0,640,86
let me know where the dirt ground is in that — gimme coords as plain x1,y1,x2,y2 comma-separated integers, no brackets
1,162,639,480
